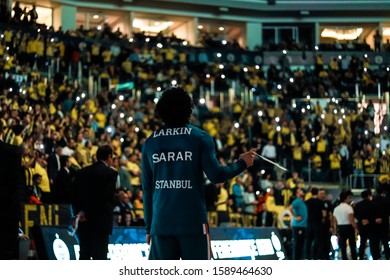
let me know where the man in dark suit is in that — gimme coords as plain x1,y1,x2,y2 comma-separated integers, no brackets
0,120,23,259
72,145,118,260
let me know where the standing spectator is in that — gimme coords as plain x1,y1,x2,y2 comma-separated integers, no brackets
288,187,308,260
141,87,257,260
261,139,277,178
353,189,375,260
52,155,75,204
374,29,382,52
352,150,365,189
305,187,326,259
118,158,133,192
264,187,277,227
0,120,23,259
364,153,376,189
232,175,245,212
329,148,342,183
28,5,38,25
215,182,230,226
72,145,118,260
256,191,266,227
243,184,258,216
318,188,334,259
332,190,358,260
370,186,390,260
12,2,23,24
133,189,144,226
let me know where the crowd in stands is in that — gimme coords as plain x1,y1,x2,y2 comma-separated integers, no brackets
0,15,389,259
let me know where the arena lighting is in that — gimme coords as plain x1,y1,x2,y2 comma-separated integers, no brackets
133,19,173,33
383,28,390,36
321,28,363,40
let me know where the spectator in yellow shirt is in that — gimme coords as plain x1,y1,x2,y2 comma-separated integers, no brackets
329,149,342,183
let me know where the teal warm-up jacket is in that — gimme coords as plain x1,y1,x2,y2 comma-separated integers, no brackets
142,124,246,236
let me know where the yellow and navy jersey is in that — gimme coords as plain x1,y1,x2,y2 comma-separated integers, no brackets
364,158,376,174
353,157,364,170
141,124,246,235
378,157,390,174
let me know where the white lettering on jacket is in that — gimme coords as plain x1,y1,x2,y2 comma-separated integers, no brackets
155,180,193,189
152,151,192,163
153,127,192,138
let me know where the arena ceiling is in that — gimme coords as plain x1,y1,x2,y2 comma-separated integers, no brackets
34,0,390,21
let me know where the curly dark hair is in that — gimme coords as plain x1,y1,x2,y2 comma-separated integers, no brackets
155,87,194,126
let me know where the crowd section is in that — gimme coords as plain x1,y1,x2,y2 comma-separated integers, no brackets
0,21,390,259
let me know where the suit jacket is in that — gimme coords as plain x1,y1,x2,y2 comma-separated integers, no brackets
53,167,75,204
72,161,118,234
0,140,23,220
